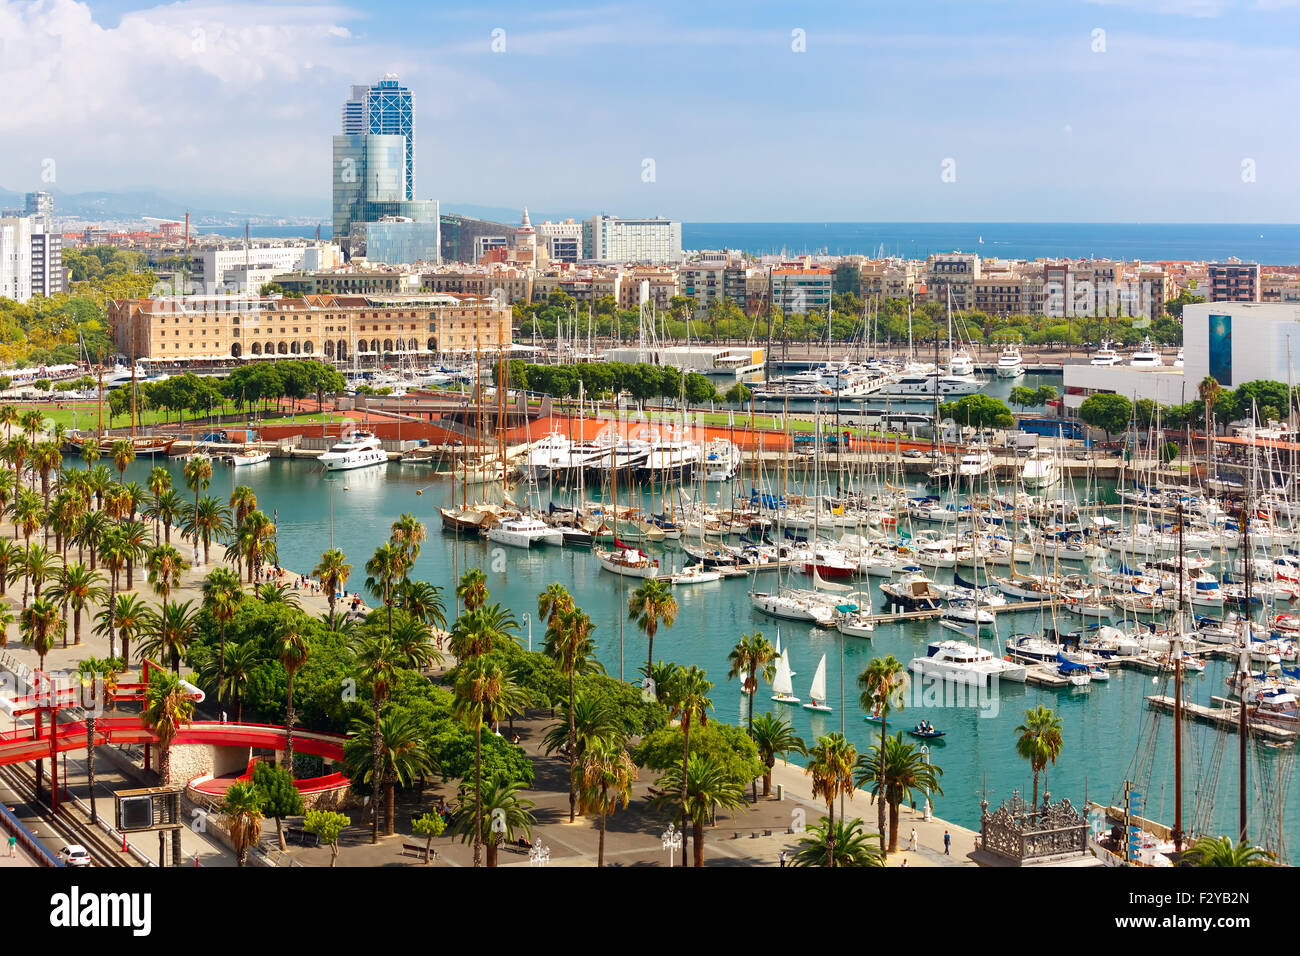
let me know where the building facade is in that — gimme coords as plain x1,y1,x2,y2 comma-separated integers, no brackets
342,75,415,200
108,292,511,364
0,217,33,303
583,215,682,265
1208,262,1261,303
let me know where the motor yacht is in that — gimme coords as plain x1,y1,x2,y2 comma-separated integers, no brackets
909,640,1027,685
995,343,1025,378
1130,337,1163,368
318,432,388,471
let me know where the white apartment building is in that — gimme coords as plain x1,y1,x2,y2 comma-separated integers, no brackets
192,244,341,293
0,217,34,303
584,215,682,265
535,219,584,263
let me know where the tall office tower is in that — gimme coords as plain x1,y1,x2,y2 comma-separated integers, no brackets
24,191,53,228
332,134,407,242
341,75,415,200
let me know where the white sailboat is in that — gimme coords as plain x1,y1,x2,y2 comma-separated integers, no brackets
802,654,832,712
771,634,800,704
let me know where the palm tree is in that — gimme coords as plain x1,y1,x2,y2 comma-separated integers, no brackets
641,659,681,706
20,597,60,670
145,544,189,606
352,635,400,845
150,489,185,547
142,669,195,786
74,509,110,570
32,440,61,515
390,615,442,672
858,655,908,852
751,711,806,797
47,562,106,647
576,737,638,867
109,438,135,484
0,540,21,598
0,404,18,441
14,542,60,610
1199,375,1224,435
666,664,712,867
1184,835,1276,867
11,488,44,550
228,484,258,533
855,732,944,852
342,709,430,837
628,578,678,679
312,548,351,620
395,579,446,630
215,641,259,722
77,655,123,825
276,624,309,778
805,732,858,867
1015,705,1064,809
451,778,536,868
146,465,171,538
182,454,212,545
94,593,148,666
448,603,519,659
652,752,747,867
456,567,487,614
5,436,32,492
183,494,231,566
451,655,508,866
219,781,265,867
537,582,573,626
0,467,15,521
255,581,301,608
87,464,114,511
389,512,427,566
728,630,777,800
543,604,598,821
117,518,150,590
138,600,199,674
790,816,885,868
364,541,408,642
201,566,244,680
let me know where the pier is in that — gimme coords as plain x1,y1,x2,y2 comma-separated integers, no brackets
1145,694,1298,744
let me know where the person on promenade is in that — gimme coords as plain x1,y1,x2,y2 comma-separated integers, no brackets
909,827,917,852
8,834,15,857
943,831,951,855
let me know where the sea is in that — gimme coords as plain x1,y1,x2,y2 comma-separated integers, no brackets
209,221,1300,264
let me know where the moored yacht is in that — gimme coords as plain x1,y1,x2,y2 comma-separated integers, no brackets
1019,447,1060,490
1090,338,1120,366
318,432,388,471
995,343,1025,378
909,640,1027,685
1130,337,1163,368
486,514,564,548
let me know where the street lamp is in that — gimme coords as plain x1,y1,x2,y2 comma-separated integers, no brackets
528,839,550,867
662,823,682,867
522,612,532,653
920,745,933,822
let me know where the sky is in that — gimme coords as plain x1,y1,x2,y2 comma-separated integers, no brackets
1,0,1298,222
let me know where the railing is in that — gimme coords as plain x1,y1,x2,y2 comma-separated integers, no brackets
0,800,63,866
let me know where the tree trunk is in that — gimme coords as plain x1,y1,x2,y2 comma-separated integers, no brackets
598,802,606,867
567,669,576,822
828,797,836,868
385,779,396,836
1032,770,1039,809
889,802,900,853
86,717,97,825
877,722,888,854
680,721,690,867
692,821,705,867
370,696,382,845
472,724,482,866
277,816,286,852
762,766,772,797
284,672,296,779
486,836,498,868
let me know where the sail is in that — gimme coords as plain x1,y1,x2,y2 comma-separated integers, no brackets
809,655,827,701
813,569,853,593
772,653,794,697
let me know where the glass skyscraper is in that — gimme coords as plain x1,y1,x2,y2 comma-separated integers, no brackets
341,75,414,200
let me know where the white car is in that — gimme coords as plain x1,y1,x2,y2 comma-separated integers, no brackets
58,844,92,867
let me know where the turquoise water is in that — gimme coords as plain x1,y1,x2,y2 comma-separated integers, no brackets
117,453,1299,857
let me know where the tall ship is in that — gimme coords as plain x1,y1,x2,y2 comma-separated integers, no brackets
317,432,388,471
63,433,176,458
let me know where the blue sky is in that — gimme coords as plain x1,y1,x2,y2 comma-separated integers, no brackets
2,0,1298,221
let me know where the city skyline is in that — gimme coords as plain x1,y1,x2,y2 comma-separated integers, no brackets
2,0,1299,222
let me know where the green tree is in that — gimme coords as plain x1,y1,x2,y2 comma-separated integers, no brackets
411,811,446,864
790,816,884,868
858,655,908,852
303,809,349,867
1078,392,1133,441
252,761,304,852
1015,705,1064,808
751,711,805,797
650,752,746,868
665,664,713,867
805,733,857,867
628,578,678,683
575,737,637,868
855,732,944,852
1184,835,1276,867
219,780,265,867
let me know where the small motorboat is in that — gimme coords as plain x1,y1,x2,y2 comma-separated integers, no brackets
907,723,946,740
227,450,270,467
668,564,721,586
862,706,888,726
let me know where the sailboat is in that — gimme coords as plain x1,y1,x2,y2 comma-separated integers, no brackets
802,654,832,713
771,633,800,704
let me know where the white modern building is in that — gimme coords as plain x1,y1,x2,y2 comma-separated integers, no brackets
583,215,681,265
1183,302,1300,389
192,244,341,293
0,216,33,303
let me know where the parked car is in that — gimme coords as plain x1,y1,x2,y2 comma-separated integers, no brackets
58,844,92,867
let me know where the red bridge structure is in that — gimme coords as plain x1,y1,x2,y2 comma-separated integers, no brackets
0,660,348,810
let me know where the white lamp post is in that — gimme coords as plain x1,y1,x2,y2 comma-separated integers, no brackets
920,745,933,822
523,612,532,653
662,822,682,867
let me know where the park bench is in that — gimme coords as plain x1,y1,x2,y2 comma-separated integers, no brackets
285,827,320,848
401,841,436,860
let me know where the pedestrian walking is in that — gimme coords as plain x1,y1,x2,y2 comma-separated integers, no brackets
7,834,15,857
943,830,951,855
909,827,917,852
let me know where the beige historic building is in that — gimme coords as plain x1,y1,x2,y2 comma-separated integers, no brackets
107,292,512,363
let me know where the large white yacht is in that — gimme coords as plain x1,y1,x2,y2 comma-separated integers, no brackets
957,448,996,480
909,640,1028,685
1090,339,1120,366
1130,337,1163,368
1019,447,1061,489
318,432,388,471
878,370,981,398
995,344,1025,378
948,349,976,376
